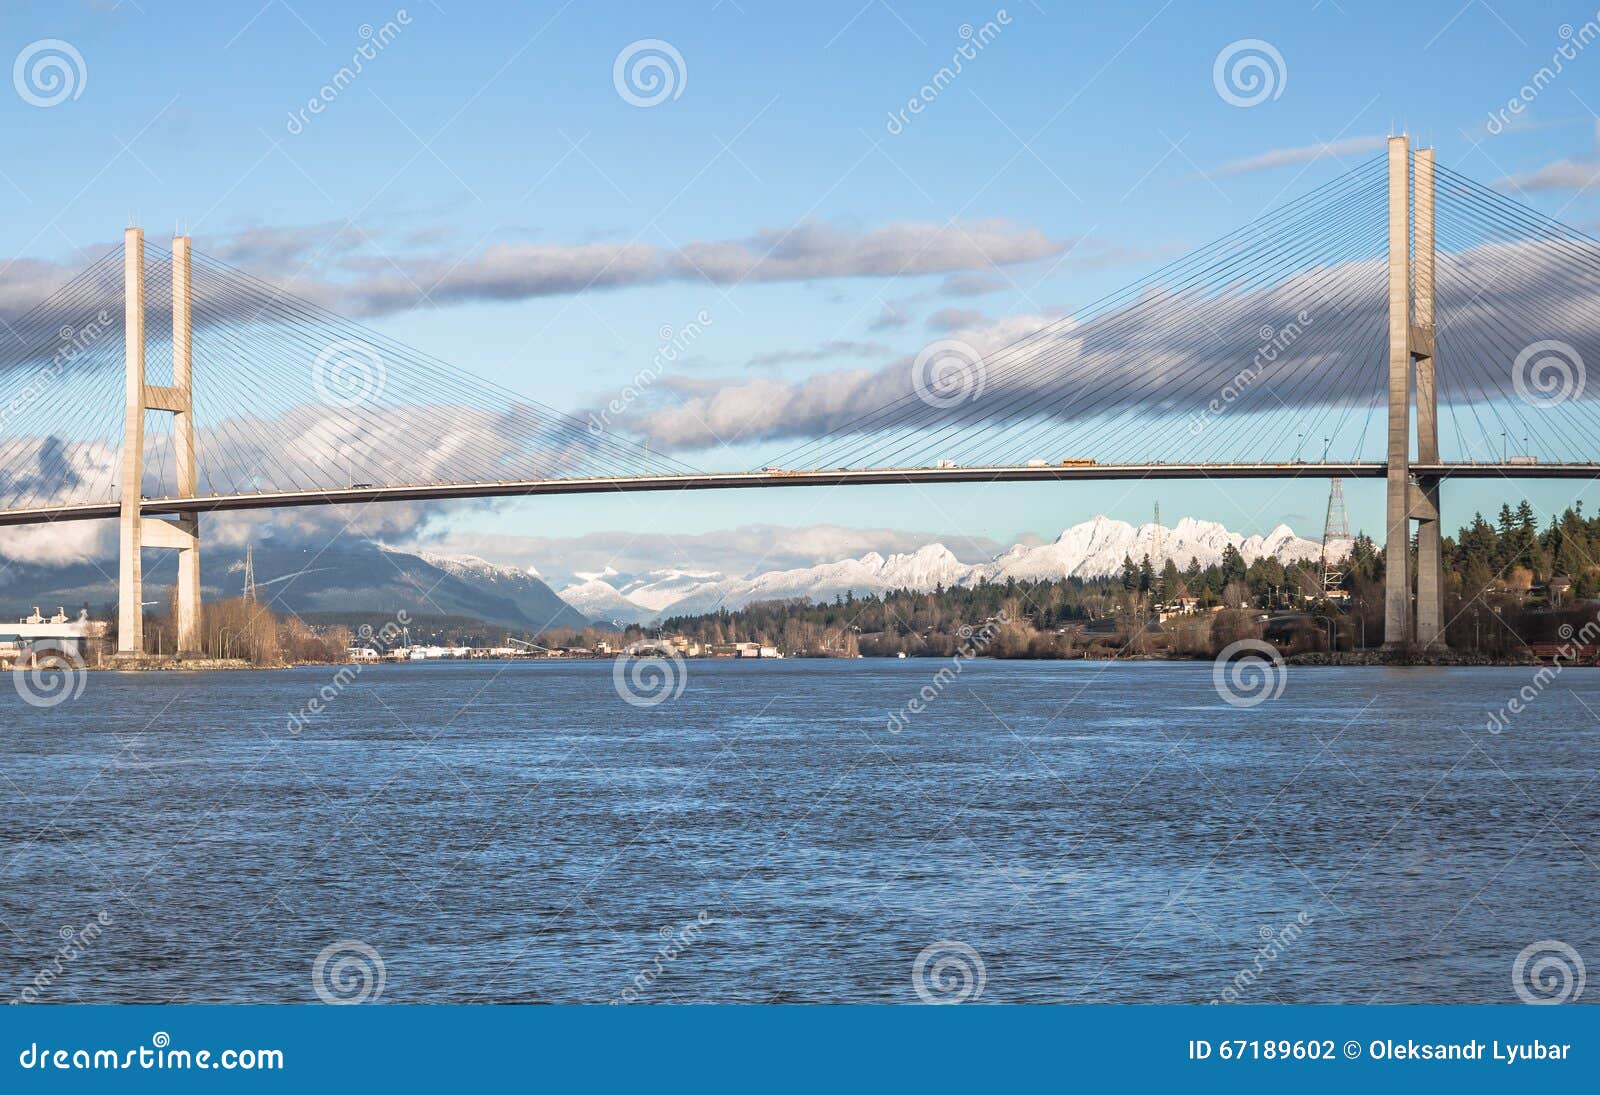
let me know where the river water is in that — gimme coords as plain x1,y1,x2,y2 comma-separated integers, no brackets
2,659,1595,1004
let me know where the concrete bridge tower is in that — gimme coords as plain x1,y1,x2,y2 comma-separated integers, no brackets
117,228,202,658
1382,136,1446,650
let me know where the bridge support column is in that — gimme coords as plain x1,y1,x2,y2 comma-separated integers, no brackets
1381,138,1447,651
1412,148,1446,650
117,230,204,658
117,228,146,655
1382,137,1412,649
168,236,201,655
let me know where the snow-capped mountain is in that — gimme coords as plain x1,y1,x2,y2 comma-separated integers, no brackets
554,516,1352,624
655,544,972,618
968,516,1343,583
618,568,726,612
414,549,539,584
560,577,662,625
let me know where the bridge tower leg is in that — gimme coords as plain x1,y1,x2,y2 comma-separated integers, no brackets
117,228,145,655
1412,149,1446,650
117,230,204,658
1382,137,1413,649
1381,137,1447,651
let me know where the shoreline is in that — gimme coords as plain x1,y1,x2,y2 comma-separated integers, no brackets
75,651,1570,671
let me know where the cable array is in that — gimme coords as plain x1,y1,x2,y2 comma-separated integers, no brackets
0,250,127,512
1430,164,1600,464
3,152,1597,519
768,156,1394,471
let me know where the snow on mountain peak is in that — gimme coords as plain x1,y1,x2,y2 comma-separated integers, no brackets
546,518,1345,624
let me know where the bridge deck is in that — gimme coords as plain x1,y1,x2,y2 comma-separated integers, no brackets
0,462,1593,527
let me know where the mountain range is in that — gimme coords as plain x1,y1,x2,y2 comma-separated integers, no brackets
559,516,1353,624
0,516,1350,635
0,539,590,633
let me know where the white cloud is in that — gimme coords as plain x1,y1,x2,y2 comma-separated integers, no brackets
406,523,1007,589
1212,136,1387,177
1496,158,1600,192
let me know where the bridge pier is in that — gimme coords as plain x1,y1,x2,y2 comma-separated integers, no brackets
117,229,203,658
1381,138,1447,651
116,228,145,656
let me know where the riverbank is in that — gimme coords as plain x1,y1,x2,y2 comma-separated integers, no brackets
1287,649,1543,667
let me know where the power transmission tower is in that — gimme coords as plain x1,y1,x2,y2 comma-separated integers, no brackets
243,543,257,603
1322,479,1351,597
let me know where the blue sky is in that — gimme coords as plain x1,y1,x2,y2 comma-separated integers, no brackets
3,0,1600,575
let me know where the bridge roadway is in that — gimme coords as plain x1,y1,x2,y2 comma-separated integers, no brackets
0,461,1594,527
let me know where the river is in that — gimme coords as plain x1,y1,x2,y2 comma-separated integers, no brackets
3,659,1595,1004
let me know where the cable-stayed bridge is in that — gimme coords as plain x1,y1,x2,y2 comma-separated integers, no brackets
1,137,1597,656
